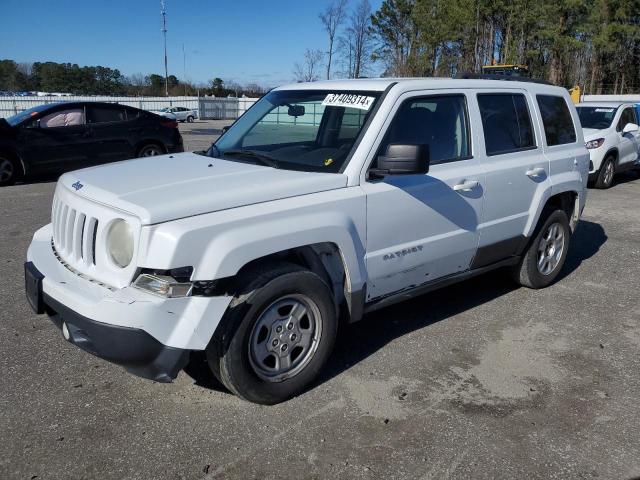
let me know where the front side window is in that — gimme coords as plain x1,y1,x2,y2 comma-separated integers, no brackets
577,106,617,129
375,95,470,165
39,108,85,128
478,93,535,156
212,90,381,173
537,95,577,146
617,107,637,132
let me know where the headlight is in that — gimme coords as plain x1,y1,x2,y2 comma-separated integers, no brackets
133,273,193,298
106,219,134,268
585,138,605,149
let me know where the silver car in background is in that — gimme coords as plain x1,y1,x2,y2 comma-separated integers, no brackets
154,106,198,123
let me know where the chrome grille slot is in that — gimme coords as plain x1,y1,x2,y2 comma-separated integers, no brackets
51,196,99,267
50,185,140,289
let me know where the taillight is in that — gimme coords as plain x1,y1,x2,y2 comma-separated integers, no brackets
161,119,178,129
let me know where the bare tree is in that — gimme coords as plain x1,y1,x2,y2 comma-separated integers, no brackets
319,0,348,79
293,49,325,82
341,0,374,78
127,73,149,95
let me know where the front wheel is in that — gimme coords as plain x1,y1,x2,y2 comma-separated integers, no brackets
206,263,338,404
594,157,615,189
186,115,195,123
511,209,571,289
0,155,20,187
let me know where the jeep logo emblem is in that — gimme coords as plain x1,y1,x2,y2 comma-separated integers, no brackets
71,181,84,191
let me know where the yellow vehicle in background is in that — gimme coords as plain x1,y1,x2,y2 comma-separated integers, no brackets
481,63,582,104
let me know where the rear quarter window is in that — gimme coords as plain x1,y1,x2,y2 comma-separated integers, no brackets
536,95,577,146
477,93,535,156
88,105,127,124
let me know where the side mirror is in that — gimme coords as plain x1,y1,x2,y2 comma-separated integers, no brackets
221,125,230,134
623,123,639,134
371,144,430,177
288,105,305,117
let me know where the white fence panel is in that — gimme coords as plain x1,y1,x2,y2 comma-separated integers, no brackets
0,95,260,119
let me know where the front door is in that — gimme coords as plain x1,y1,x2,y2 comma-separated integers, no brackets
19,106,92,173
616,106,640,168
361,92,484,300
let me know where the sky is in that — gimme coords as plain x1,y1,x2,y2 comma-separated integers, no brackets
0,0,383,88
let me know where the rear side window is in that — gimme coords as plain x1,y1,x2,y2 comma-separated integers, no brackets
537,95,577,145
88,105,127,124
477,93,535,156
617,107,637,132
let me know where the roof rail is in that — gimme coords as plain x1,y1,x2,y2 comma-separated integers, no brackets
456,72,552,85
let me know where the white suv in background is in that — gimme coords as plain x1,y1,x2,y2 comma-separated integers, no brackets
577,102,640,188
26,78,589,404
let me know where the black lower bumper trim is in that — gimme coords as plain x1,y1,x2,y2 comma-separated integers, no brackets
42,292,190,383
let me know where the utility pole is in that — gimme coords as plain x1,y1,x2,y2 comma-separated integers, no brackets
183,43,187,96
161,0,169,97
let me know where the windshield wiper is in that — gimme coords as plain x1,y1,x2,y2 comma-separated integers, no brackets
222,149,279,169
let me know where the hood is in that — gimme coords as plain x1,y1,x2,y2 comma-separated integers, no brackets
60,152,347,224
582,128,605,140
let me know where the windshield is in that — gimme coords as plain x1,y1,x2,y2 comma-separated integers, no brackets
577,106,617,130
210,89,381,173
5,104,53,126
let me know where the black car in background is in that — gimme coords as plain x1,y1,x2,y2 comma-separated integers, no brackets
0,101,184,186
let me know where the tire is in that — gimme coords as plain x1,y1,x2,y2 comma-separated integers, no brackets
594,156,615,189
137,143,164,157
206,263,338,404
511,209,571,289
0,154,21,187
186,115,194,123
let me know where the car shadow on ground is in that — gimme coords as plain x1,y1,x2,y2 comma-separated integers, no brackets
611,170,640,187
184,219,607,398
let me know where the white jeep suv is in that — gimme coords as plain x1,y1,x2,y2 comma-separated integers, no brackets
26,78,589,404
577,102,640,188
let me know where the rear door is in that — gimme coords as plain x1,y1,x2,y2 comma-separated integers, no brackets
361,91,485,299
473,90,549,265
86,104,136,164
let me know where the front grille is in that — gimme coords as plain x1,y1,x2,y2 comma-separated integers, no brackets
52,195,99,266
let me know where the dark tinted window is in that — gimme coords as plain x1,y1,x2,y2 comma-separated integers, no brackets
617,107,637,131
378,95,470,164
88,105,127,124
125,107,141,120
477,93,535,155
536,95,577,145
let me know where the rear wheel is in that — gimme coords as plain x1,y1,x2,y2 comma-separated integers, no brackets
511,209,571,289
0,154,21,186
594,156,615,189
137,143,164,157
206,263,338,404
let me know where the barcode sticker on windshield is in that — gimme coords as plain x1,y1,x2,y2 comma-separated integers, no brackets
595,108,615,113
322,93,375,110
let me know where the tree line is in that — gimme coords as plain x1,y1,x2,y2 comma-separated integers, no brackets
297,0,640,94
0,59,267,97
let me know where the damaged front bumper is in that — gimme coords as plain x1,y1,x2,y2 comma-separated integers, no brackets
25,224,232,382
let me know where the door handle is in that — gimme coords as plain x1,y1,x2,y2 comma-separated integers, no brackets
453,180,479,192
526,167,545,178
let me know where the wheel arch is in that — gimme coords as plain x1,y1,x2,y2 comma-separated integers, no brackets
135,139,167,156
526,189,579,238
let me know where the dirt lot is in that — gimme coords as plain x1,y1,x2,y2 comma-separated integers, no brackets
1,122,640,479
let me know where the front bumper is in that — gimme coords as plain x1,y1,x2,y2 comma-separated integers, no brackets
25,224,232,382
27,263,189,382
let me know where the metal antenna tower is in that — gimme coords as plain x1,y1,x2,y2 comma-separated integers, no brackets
161,0,169,96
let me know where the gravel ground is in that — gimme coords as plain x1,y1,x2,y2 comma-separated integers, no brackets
1,123,639,479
